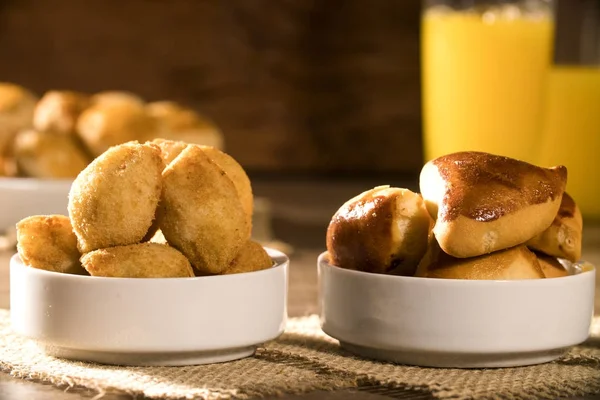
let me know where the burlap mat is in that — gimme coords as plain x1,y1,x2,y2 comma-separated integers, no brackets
0,309,599,400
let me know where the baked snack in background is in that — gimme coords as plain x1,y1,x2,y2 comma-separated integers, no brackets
33,90,90,135
0,82,224,179
147,101,223,150
16,215,84,274
527,193,583,262
420,151,567,258
0,83,37,156
13,129,90,178
159,145,249,275
68,142,163,253
90,91,145,109
77,102,157,157
326,185,432,276
536,252,569,278
80,243,194,278
415,241,544,280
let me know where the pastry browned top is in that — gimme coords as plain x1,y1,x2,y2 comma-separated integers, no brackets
556,192,576,220
432,152,567,222
327,190,397,272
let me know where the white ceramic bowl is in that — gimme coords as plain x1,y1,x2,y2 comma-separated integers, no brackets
0,178,72,231
318,252,596,368
10,248,288,366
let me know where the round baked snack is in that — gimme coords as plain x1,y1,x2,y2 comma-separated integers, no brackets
77,102,156,157
159,145,249,275
420,151,567,258
0,82,37,155
326,186,433,275
90,90,145,108
152,140,253,233
13,129,90,178
33,90,90,135
536,252,569,278
68,142,163,253
16,215,85,274
526,193,583,262
81,243,194,278
221,240,272,275
415,240,545,280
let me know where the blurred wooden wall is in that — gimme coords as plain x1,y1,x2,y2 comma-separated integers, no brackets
0,0,422,173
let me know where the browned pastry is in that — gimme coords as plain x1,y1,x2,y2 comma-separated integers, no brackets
68,141,163,253
16,215,85,274
326,186,433,275
415,240,545,280
420,151,567,258
0,82,37,155
33,90,90,135
81,243,194,278
527,193,583,262
147,101,224,149
222,240,273,275
536,253,569,278
76,102,157,157
159,145,249,275
13,130,90,178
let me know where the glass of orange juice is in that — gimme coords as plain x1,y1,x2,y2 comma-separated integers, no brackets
421,0,555,164
538,0,600,220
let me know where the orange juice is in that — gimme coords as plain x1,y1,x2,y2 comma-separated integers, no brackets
539,67,600,219
422,7,554,163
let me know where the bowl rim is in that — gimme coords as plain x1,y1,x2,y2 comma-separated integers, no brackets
318,250,595,285
11,247,289,282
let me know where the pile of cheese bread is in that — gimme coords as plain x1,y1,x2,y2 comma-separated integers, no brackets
326,151,582,280
0,82,222,179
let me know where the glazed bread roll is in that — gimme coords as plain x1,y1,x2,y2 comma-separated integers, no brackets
526,193,582,262
33,90,90,135
0,82,37,155
77,102,157,157
536,252,569,278
90,91,145,108
420,152,567,258
326,186,433,276
415,240,545,280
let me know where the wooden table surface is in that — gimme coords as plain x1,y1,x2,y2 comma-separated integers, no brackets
0,177,598,400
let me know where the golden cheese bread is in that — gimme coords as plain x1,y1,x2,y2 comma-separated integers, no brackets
0,82,37,155
420,151,567,258
526,193,582,262
326,185,433,276
536,252,569,278
415,240,545,280
33,90,90,135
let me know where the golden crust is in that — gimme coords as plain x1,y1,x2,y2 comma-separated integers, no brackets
415,240,545,280
33,90,90,135
76,103,156,157
13,130,90,178
68,142,163,253
222,240,272,275
0,82,37,155
527,193,583,262
81,243,194,278
536,253,569,278
16,215,84,274
159,145,249,275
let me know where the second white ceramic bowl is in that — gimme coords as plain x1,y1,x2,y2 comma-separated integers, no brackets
318,252,596,368
11,248,288,366
0,178,72,231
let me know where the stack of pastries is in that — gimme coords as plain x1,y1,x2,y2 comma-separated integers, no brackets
0,82,223,179
327,151,583,280
15,140,272,278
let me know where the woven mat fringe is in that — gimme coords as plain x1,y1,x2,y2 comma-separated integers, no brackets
0,310,599,400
